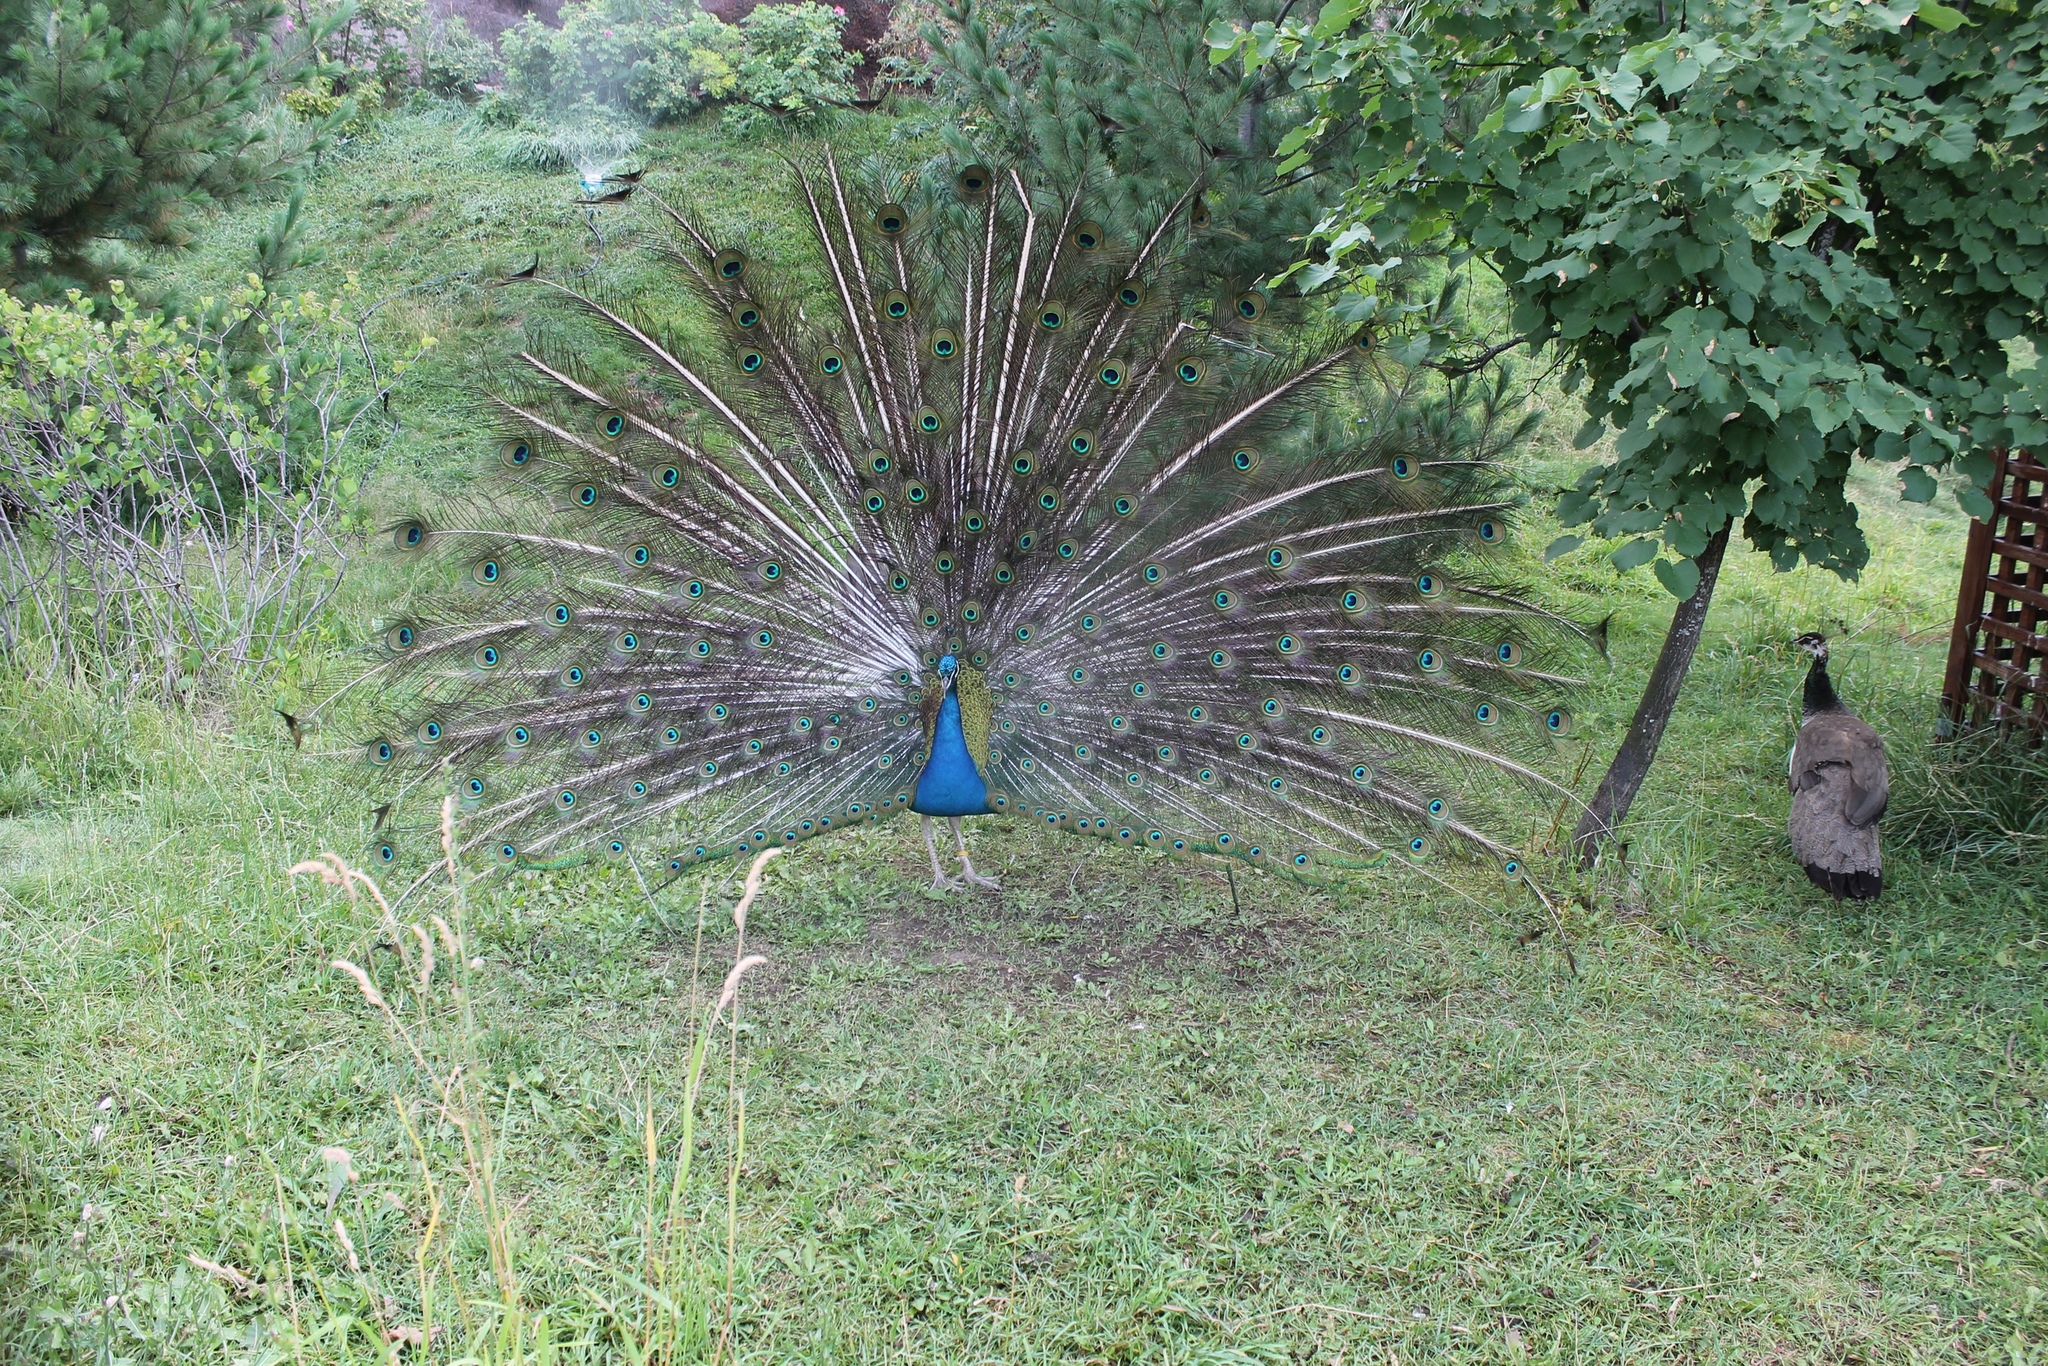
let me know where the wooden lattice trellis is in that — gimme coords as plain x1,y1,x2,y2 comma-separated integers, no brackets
1942,448,2048,741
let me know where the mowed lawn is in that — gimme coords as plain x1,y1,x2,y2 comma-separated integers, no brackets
2,103,2045,1364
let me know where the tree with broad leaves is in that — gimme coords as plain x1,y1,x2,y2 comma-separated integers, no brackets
1215,0,2047,859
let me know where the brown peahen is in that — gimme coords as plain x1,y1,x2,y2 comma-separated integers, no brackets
1788,632,1888,900
320,153,1596,897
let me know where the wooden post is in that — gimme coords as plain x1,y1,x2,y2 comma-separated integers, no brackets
1942,448,2048,744
1941,448,2005,736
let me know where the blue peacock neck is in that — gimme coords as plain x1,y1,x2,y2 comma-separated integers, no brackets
911,655,992,817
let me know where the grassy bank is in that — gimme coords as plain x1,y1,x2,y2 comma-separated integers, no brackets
3,102,2045,1364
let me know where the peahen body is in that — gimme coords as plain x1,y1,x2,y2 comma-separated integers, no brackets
327,153,1593,897
1787,632,1887,900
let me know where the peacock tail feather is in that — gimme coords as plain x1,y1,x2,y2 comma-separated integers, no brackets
321,150,1594,894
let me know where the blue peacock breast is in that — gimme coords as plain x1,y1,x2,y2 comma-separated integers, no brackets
911,691,992,817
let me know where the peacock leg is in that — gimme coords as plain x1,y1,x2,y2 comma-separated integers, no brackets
922,815,962,892
952,817,1000,890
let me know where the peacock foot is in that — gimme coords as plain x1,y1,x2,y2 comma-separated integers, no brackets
928,874,965,893
957,855,1000,890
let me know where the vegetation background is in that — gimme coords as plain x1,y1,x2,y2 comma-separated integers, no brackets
0,1,2044,1361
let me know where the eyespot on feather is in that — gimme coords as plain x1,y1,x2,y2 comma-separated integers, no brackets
955,164,992,196
873,203,909,235
499,440,532,468
713,248,747,280
1232,290,1267,321
1071,221,1104,251
1115,280,1147,308
881,288,910,320
394,521,427,551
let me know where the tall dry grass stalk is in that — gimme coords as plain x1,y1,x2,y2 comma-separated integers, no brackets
289,803,779,1363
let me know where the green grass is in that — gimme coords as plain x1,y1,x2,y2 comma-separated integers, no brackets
4,103,2047,1364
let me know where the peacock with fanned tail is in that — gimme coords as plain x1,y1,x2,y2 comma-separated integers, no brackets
323,152,1596,898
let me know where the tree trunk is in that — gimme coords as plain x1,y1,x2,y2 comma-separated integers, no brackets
1572,523,1733,865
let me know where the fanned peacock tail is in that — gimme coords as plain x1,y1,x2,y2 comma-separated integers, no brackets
320,150,1595,895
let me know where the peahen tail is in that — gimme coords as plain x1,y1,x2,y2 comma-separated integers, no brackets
319,150,1594,894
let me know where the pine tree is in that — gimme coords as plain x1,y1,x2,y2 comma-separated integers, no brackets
0,0,335,299
927,0,1376,291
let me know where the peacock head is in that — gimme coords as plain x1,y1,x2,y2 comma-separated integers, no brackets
1793,632,1829,664
937,653,958,682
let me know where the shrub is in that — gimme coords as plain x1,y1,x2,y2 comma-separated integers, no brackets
0,278,425,700
287,0,423,102
629,13,742,122
500,0,854,126
497,12,562,104
723,1,857,128
418,13,494,97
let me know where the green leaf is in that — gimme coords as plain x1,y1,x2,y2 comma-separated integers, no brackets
1654,556,1701,599
1912,1,1967,31
1544,535,1584,562
1611,538,1660,572
1899,467,1937,503
1956,484,1994,521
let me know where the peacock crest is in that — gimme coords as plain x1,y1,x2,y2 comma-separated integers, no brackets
323,150,1594,895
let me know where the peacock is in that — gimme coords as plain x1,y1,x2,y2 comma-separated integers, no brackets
321,152,1596,899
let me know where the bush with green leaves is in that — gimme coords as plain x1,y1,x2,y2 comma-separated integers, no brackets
720,1,858,128
418,13,493,97
285,0,420,101
0,277,423,700
500,0,854,126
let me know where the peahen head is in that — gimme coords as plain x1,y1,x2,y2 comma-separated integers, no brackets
1794,632,1843,719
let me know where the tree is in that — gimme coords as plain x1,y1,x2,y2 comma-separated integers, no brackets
1216,0,2047,858
0,0,338,299
927,0,1386,286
